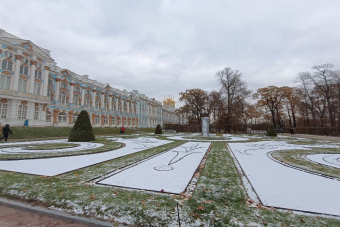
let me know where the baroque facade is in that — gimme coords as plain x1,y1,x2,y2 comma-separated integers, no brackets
0,29,185,128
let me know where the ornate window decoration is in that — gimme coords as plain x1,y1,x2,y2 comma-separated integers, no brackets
95,99,100,108
59,92,67,104
0,74,11,90
0,103,8,118
112,100,115,111
96,92,101,98
22,58,29,64
111,116,115,125
18,78,27,93
104,100,108,110
75,86,81,93
61,83,68,89
48,79,54,86
3,50,13,59
86,89,91,95
47,88,53,100
34,69,42,79
20,65,29,75
33,82,41,95
58,112,67,123
46,111,52,122
17,104,28,119
104,116,108,125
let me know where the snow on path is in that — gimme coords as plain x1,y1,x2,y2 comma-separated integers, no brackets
166,134,249,142
0,139,104,154
229,141,340,216
0,137,172,176
98,142,211,194
306,154,340,169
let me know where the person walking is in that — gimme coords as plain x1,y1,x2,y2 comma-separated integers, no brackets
120,125,125,134
0,124,12,141
23,119,29,127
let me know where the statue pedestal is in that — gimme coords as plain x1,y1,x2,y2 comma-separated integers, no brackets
202,117,209,137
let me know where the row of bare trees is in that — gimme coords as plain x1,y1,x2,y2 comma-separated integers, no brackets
177,63,340,132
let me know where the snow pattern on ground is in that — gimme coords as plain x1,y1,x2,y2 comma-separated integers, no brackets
98,142,211,194
306,154,340,169
0,137,172,176
0,139,103,154
228,141,340,216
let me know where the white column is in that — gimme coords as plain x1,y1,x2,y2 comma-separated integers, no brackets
101,93,104,109
116,98,119,112
127,101,130,113
55,76,60,101
43,66,49,96
13,52,22,91
121,99,124,113
69,82,74,104
81,88,85,106
28,56,37,93
131,102,134,114
109,96,112,110
92,91,96,108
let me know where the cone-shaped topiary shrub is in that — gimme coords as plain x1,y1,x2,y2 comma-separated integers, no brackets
155,124,163,134
267,124,277,137
68,110,95,142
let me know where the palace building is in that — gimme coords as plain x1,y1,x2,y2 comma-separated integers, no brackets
0,28,186,128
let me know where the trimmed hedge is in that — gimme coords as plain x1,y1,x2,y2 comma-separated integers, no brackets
155,124,163,134
68,110,95,142
6,127,135,139
267,125,277,137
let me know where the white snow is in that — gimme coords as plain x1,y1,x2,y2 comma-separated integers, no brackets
0,139,103,154
0,137,172,176
306,154,340,169
166,134,249,142
228,141,340,216
98,142,211,194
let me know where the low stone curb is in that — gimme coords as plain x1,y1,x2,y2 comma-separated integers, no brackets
0,197,124,227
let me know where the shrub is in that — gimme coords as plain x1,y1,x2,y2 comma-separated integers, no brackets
267,125,277,137
68,110,95,142
155,124,163,134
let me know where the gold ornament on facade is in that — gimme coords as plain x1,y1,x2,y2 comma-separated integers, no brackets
0,49,2,54
20,42,33,51
0,99,8,104
15,55,23,60
44,66,50,71
2,71,12,76
7,46,14,51
23,52,29,57
37,57,43,62
30,60,38,66
34,79,42,83
21,101,28,105
43,104,48,111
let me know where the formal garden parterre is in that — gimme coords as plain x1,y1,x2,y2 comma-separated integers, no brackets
0,132,340,226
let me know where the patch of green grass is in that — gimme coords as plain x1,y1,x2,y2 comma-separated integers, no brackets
7,127,136,139
180,142,340,226
271,148,340,179
0,140,185,225
136,128,155,133
0,138,123,160
26,143,78,150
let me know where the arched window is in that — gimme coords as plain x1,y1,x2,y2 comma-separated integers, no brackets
46,111,52,122
104,116,108,125
85,97,91,108
0,74,11,90
0,103,8,118
34,105,39,120
58,112,67,123
112,100,115,111
59,92,67,104
104,100,108,110
86,89,91,95
17,104,27,119
95,99,100,108
1,59,13,71
111,116,115,125
75,86,81,93
47,88,53,100
33,82,41,95
73,95,80,106
96,92,100,98
48,79,54,86
4,51,13,59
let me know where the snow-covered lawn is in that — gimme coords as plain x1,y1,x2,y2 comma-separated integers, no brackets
0,139,103,154
98,142,211,194
306,153,340,169
0,137,172,176
166,134,250,142
229,141,340,216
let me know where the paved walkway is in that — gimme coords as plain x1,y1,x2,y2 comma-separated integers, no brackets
287,133,340,142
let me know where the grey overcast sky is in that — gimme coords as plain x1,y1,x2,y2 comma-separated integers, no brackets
1,0,340,105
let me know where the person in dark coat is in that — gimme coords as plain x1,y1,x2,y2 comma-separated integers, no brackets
0,124,12,141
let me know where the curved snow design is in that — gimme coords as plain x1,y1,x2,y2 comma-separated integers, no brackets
0,139,103,154
229,141,340,216
0,137,172,176
98,142,211,194
306,154,340,169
